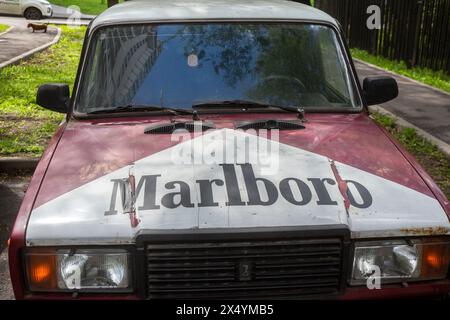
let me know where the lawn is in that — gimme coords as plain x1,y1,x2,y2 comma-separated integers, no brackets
0,24,9,33
351,48,450,94
372,112,450,199
49,0,122,15
0,25,86,157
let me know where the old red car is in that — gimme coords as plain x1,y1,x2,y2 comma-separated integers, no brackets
9,0,450,299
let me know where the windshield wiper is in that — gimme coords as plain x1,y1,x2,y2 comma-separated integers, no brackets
192,100,305,119
86,104,200,119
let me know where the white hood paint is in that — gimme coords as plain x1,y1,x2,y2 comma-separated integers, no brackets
26,129,450,245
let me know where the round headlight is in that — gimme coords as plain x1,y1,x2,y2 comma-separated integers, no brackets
393,245,419,275
58,251,129,290
351,239,450,286
25,248,132,292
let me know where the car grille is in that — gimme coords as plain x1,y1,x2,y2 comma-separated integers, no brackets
145,232,348,299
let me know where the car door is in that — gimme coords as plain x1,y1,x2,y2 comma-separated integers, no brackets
0,0,21,15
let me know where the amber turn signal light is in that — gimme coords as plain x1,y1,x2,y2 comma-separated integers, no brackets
26,252,57,291
421,241,450,279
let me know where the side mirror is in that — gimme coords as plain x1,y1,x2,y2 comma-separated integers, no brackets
363,76,398,106
36,83,70,113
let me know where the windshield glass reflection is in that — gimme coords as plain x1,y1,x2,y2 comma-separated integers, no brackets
77,23,360,112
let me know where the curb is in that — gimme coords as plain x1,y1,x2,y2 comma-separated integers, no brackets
0,157,39,171
42,20,91,26
0,26,14,37
0,26,61,69
354,58,450,97
369,105,450,157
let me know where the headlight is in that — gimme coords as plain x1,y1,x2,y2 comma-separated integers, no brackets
25,248,132,292
351,238,450,285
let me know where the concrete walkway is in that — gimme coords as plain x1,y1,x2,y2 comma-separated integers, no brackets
0,16,58,66
0,250,13,300
354,60,450,145
0,176,30,300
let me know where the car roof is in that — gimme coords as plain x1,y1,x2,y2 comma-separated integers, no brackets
90,0,338,31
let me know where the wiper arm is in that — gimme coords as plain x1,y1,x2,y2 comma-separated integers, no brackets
192,100,305,119
87,104,200,119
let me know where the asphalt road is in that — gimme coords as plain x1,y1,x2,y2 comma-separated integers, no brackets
0,16,58,65
0,174,31,300
355,60,450,145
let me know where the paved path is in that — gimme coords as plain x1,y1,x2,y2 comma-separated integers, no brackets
0,251,14,300
0,16,58,66
354,60,450,145
0,175,30,300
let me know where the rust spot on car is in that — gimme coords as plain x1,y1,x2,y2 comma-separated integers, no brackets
129,210,140,228
400,226,449,236
329,159,350,214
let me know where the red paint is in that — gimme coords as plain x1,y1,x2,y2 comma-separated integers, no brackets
22,293,140,300
33,113,436,210
330,159,350,211
340,280,450,300
19,281,450,300
8,123,67,300
128,173,140,228
374,122,450,218
33,115,183,208
129,212,140,228
9,112,450,300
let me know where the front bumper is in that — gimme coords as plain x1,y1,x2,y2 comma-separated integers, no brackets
341,280,450,299
19,280,450,300
13,227,450,300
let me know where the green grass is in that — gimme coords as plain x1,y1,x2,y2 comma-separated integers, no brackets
0,25,86,157
351,48,450,94
372,112,450,199
49,0,123,15
0,24,9,33
0,119,60,156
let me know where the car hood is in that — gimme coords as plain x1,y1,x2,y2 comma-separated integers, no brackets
26,113,450,245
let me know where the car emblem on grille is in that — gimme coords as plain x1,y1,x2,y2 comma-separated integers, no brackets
238,260,253,281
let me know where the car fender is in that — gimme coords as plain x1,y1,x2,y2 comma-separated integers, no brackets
372,118,450,217
8,122,67,299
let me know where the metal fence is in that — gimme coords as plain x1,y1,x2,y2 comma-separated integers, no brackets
315,0,450,74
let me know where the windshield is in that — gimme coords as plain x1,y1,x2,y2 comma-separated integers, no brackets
76,23,361,113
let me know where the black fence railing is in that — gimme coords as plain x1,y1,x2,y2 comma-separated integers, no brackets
315,0,450,75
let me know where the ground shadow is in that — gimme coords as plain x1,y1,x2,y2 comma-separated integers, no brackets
0,180,27,253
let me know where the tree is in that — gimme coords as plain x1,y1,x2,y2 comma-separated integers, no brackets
107,0,118,7
294,0,311,5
